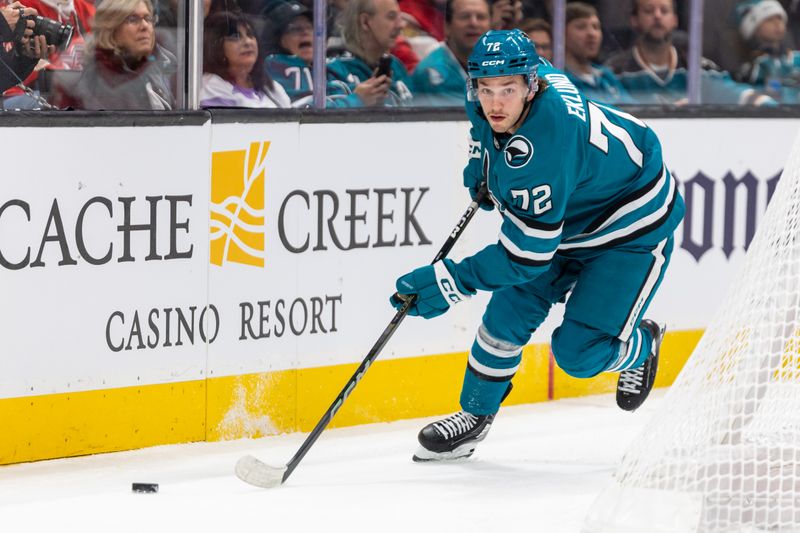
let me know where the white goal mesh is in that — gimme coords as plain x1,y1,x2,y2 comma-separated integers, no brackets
583,132,800,533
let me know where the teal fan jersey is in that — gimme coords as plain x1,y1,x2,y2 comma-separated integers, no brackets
411,44,467,107
739,50,800,104
455,65,685,292
564,63,636,105
265,54,313,103
326,52,414,106
265,54,365,108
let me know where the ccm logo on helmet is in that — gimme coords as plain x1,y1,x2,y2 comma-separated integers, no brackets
481,60,505,66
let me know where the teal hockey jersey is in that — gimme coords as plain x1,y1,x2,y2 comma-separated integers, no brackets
454,66,685,292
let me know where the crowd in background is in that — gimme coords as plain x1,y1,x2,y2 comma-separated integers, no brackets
1,0,799,109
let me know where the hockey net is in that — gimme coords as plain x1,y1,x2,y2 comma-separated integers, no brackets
583,133,800,533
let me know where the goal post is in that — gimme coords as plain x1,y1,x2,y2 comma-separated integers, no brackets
583,132,800,533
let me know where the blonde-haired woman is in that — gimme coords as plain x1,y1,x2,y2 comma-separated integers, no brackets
54,0,175,109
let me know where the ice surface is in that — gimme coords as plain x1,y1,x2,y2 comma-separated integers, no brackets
0,391,663,533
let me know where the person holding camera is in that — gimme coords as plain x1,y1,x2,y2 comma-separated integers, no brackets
2,0,93,109
0,1,52,94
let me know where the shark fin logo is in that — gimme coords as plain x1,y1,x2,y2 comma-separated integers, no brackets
210,142,269,267
504,135,533,168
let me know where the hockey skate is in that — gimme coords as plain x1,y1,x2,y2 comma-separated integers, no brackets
412,410,495,462
616,319,665,412
412,383,513,462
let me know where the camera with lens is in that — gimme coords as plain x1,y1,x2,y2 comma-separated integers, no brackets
25,15,74,50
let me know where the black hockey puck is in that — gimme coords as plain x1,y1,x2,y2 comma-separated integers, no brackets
132,482,159,493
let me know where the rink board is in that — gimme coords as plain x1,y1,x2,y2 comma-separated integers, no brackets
0,117,795,463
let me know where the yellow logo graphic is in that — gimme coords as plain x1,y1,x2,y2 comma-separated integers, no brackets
210,142,269,267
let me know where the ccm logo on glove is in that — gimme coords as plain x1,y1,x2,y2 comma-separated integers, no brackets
434,261,468,305
391,259,475,319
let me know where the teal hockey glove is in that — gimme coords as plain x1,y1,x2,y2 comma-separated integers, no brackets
463,169,494,211
390,259,475,319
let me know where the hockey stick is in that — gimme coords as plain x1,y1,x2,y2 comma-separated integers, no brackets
235,184,489,488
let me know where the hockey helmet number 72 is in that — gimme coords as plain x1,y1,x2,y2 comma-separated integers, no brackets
467,29,541,102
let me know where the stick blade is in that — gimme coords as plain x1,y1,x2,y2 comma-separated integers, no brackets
235,455,287,488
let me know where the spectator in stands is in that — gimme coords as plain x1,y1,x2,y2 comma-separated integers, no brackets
4,0,95,108
605,0,775,105
735,0,800,103
411,0,490,106
263,0,385,106
201,11,289,107
702,0,800,76
263,0,315,105
490,0,521,30
520,17,552,62
328,0,415,106
53,0,176,109
0,2,50,94
563,2,634,104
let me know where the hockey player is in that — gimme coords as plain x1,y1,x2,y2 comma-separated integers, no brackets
390,29,685,462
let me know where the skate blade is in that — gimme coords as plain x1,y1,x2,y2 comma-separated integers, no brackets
412,443,476,463
235,455,287,488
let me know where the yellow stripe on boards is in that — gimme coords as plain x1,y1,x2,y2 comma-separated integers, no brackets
0,381,206,465
0,330,702,465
